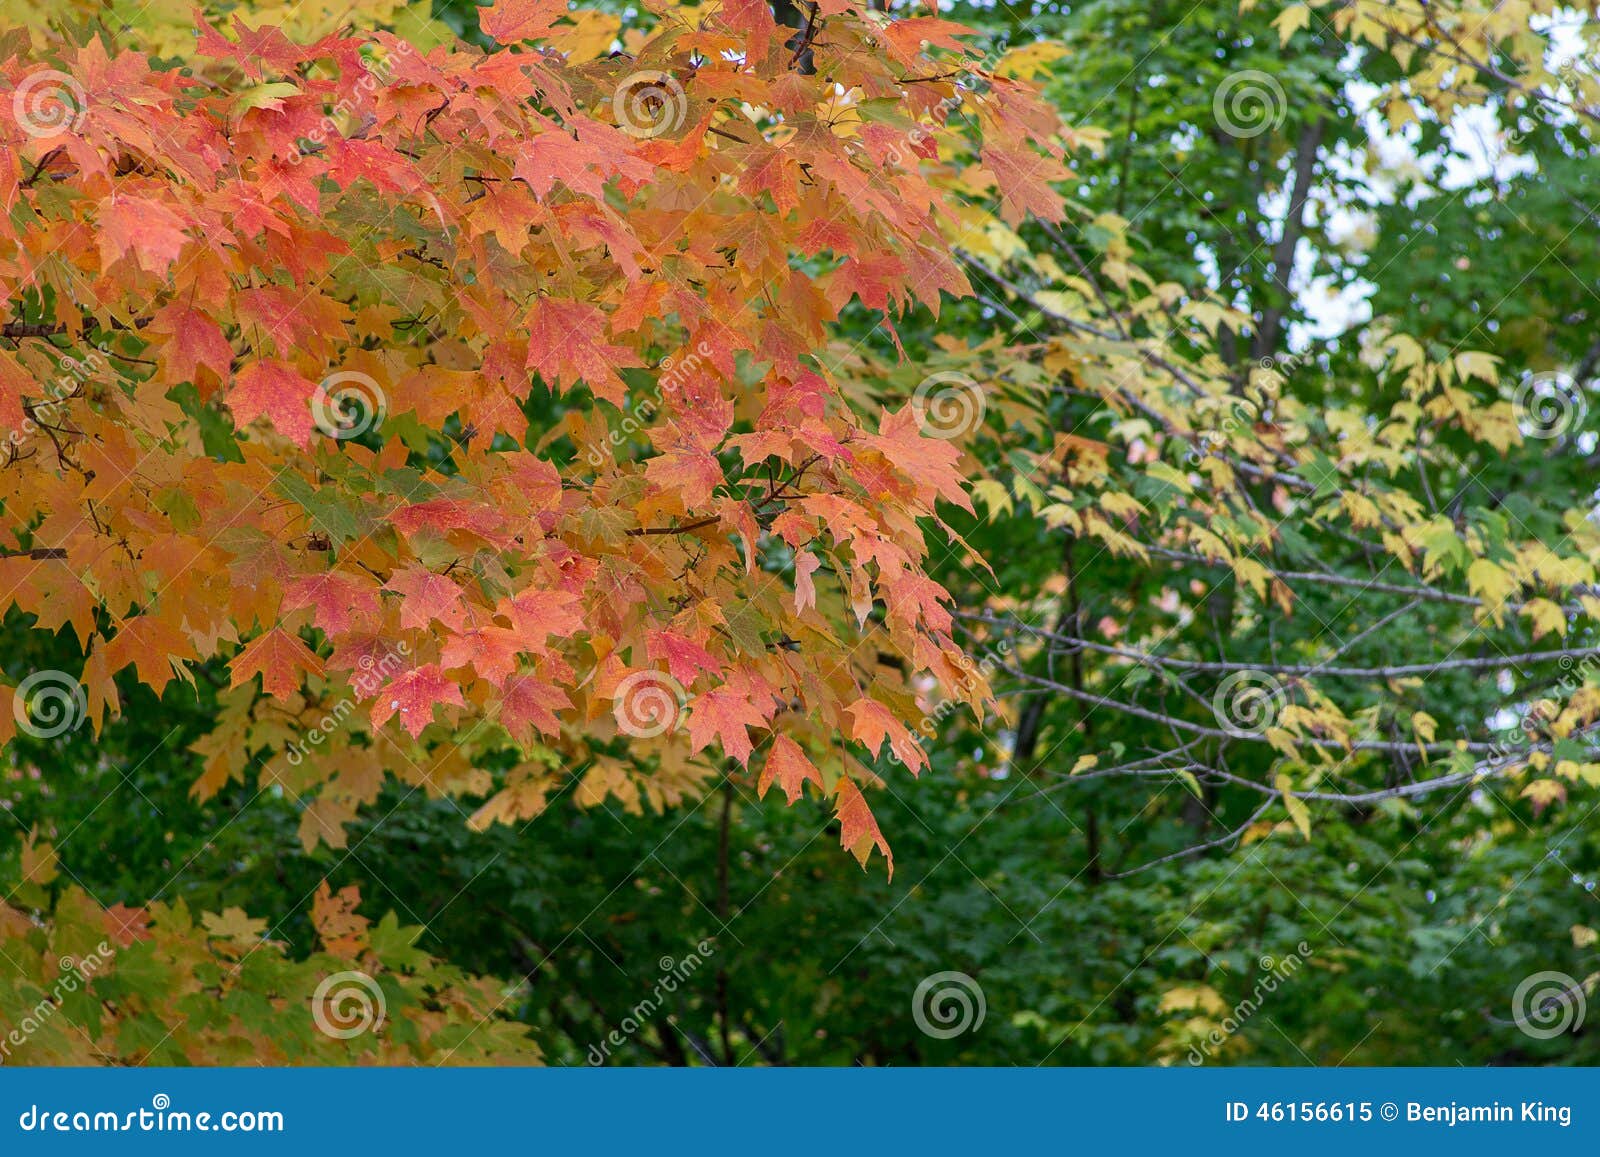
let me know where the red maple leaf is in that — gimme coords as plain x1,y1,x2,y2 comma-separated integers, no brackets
441,625,524,684
644,445,724,509
370,664,466,738
229,359,316,448
102,902,153,947
149,303,234,391
685,670,775,766
283,571,380,635
391,498,514,547
501,588,584,650
846,696,926,772
981,141,1071,226
497,672,571,741
525,299,640,406
646,629,723,685
387,566,468,632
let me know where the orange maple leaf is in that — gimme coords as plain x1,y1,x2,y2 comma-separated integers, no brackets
230,627,324,698
758,735,825,804
311,880,370,959
834,776,893,877
103,616,198,695
97,194,188,274
846,696,927,773
501,588,585,650
525,299,640,406
685,673,773,766
479,0,569,42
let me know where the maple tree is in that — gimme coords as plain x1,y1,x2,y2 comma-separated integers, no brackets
1,834,540,1063
0,0,1068,880
889,0,1600,845
5,0,1600,1069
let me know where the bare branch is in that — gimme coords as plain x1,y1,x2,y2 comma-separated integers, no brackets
962,610,1600,679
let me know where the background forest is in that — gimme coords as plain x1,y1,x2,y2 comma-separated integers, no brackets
3,0,1600,1066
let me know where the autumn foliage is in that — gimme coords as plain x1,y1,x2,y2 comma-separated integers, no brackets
0,0,1068,878
2,833,539,1063
10,0,1600,1069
